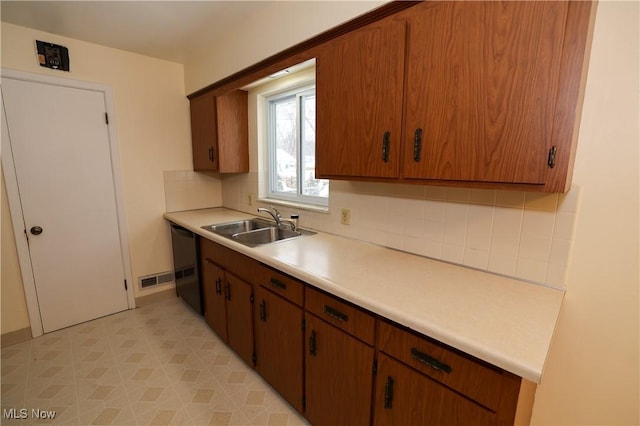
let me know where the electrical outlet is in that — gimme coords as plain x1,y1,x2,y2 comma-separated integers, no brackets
341,208,351,225
248,194,254,206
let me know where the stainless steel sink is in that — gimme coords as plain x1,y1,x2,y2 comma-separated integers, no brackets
201,218,314,247
231,226,302,246
201,218,273,236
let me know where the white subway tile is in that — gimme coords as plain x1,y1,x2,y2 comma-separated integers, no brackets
490,207,523,255
470,189,496,205
550,239,572,267
446,187,471,203
424,200,446,222
403,218,425,237
404,198,426,220
545,264,568,290
422,240,443,259
386,233,404,251
522,210,556,238
442,244,465,264
488,253,518,276
524,192,559,211
443,203,469,245
425,186,447,201
519,236,552,262
516,258,549,283
553,212,577,241
423,220,445,243
398,184,426,199
463,248,490,270
466,205,494,250
402,236,423,254
495,190,525,208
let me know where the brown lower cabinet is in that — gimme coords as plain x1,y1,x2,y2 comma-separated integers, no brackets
304,312,375,426
253,285,304,412
200,239,255,366
202,258,227,341
373,353,495,426
198,238,535,425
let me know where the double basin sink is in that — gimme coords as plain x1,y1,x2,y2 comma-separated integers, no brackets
202,217,314,247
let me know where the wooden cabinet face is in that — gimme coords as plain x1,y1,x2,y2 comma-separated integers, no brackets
402,1,568,185
190,93,219,172
304,312,374,426
200,239,254,364
216,91,249,173
225,272,254,366
189,90,248,173
316,16,405,179
373,354,495,426
201,258,227,341
254,286,304,412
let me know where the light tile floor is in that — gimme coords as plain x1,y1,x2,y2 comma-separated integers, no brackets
1,296,309,425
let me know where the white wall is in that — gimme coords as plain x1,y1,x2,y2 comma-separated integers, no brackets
0,22,218,335
188,2,640,424
184,1,386,94
530,2,639,424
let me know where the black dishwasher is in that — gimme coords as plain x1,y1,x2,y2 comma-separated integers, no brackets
169,223,203,315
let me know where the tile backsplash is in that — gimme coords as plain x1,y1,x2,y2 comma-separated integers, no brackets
164,171,222,212
222,172,580,290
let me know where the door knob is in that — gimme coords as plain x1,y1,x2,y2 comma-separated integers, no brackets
30,226,43,235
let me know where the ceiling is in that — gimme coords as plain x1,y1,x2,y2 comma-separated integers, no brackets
1,1,270,64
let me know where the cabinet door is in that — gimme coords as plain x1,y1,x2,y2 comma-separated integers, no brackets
373,354,495,426
216,90,249,173
254,286,304,412
316,16,405,179
201,258,227,341
304,312,374,426
403,1,568,185
225,272,254,366
190,92,219,172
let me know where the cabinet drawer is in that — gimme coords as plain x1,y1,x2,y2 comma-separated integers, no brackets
255,264,304,307
306,287,375,345
200,239,256,283
377,320,510,411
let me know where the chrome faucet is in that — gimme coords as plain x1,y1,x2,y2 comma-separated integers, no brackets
257,206,296,231
258,206,282,225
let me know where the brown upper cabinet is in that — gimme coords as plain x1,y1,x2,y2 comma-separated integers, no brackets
315,1,595,192
316,15,406,178
189,90,249,173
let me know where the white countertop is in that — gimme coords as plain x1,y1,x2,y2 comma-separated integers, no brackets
164,207,564,383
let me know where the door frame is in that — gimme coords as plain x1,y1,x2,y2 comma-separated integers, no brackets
1,68,135,338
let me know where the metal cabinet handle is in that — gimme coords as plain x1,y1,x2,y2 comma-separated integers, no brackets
413,128,423,162
259,300,267,322
384,376,394,409
270,278,287,290
225,282,231,301
309,330,317,356
208,146,214,162
410,347,452,374
382,131,391,163
215,277,222,295
548,145,557,168
323,305,349,322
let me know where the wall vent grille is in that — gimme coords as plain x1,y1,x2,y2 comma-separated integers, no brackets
139,271,174,289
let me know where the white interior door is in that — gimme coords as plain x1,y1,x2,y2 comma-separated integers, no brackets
2,77,129,333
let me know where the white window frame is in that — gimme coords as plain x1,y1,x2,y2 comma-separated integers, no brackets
266,84,328,207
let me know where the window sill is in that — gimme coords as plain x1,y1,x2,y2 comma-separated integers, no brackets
258,198,329,214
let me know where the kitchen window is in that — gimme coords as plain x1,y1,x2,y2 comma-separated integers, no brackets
266,86,328,207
